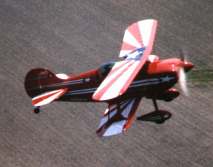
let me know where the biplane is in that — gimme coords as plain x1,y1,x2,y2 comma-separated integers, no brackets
24,19,194,137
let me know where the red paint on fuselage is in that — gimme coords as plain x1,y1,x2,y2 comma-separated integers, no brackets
69,69,99,80
58,58,193,103
147,58,193,74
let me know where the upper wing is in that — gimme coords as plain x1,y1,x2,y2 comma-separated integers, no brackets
96,97,142,137
92,19,158,101
119,19,158,58
93,60,140,100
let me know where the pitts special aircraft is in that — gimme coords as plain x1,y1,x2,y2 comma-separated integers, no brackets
24,19,194,137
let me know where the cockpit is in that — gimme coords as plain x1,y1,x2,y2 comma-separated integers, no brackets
97,55,159,78
98,61,115,77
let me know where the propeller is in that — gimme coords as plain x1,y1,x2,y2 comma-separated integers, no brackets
178,48,189,96
179,47,188,62
178,67,189,96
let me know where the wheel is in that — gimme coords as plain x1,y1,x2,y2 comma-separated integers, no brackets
154,117,166,124
33,107,40,114
154,111,172,124
137,110,172,124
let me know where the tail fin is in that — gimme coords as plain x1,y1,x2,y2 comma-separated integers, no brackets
24,68,68,107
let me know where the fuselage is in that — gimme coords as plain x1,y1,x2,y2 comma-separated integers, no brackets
57,57,193,103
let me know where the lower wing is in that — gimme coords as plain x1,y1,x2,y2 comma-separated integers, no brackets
96,97,142,137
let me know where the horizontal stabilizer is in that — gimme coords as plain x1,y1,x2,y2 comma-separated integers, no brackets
32,88,68,107
24,68,65,98
24,68,69,107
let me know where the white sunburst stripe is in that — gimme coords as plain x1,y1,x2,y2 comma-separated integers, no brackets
119,50,132,58
32,89,62,100
123,30,142,48
138,19,154,47
32,89,66,107
100,61,140,100
93,60,134,98
119,19,157,59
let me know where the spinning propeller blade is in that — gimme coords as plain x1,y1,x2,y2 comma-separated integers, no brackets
178,67,189,96
179,47,188,62
178,47,192,96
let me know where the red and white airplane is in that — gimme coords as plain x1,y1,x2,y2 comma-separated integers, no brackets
24,19,194,137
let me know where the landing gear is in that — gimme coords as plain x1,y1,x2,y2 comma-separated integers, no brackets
152,98,159,112
137,99,172,124
33,106,40,114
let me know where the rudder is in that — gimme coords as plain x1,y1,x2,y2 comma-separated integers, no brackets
24,68,61,98
24,68,68,108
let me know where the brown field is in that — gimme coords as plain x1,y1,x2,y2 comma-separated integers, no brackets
0,0,213,167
